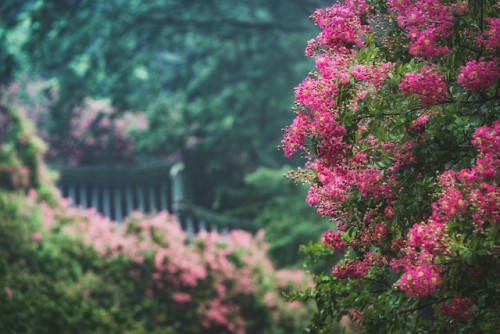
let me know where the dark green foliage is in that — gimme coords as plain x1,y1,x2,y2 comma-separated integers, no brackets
0,105,56,203
0,191,128,333
224,166,327,268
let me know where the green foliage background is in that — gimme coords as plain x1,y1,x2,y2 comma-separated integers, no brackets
0,0,335,269
1,0,328,208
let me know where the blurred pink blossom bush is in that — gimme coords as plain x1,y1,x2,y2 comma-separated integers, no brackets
1,76,146,166
18,188,313,334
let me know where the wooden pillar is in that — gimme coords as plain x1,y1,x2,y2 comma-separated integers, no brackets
91,185,99,215
103,185,111,219
114,185,122,223
79,184,87,209
210,223,217,233
148,184,157,215
185,215,195,242
198,219,206,232
159,182,168,212
125,184,134,217
170,162,185,215
137,185,145,212
68,183,76,207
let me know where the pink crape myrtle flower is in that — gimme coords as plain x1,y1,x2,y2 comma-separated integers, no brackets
439,295,474,322
394,121,499,299
31,232,42,243
322,229,347,253
399,66,447,107
350,309,363,324
332,259,368,279
387,0,467,58
398,264,441,298
458,58,500,92
310,1,372,51
282,113,311,158
478,17,500,53
173,292,192,306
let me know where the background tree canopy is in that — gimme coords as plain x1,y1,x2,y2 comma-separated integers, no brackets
1,0,330,210
1,0,333,268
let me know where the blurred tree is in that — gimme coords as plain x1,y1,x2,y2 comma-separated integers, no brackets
224,166,327,268
14,0,329,209
0,0,36,84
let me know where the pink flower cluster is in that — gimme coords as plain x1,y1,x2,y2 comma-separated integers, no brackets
356,167,398,200
5,287,13,298
282,113,311,158
409,113,432,133
485,18,500,49
332,252,388,280
31,232,42,243
308,0,372,53
315,112,349,167
350,309,362,324
470,121,500,182
399,66,447,107
391,220,447,297
351,62,396,88
458,58,500,92
303,138,399,217
333,259,369,279
350,222,390,251
468,183,499,229
285,1,498,326
392,122,499,298
434,188,467,221
294,76,338,112
198,298,245,333
305,173,350,217
284,49,396,161
322,229,347,253
473,121,500,157
439,295,474,322
478,18,500,54
408,221,448,255
387,0,467,58
391,140,418,171
398,264,442,298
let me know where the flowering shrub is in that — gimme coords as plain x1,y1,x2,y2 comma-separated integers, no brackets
1,188,314,333
0,158,313,333
282,1,499,332
10,190,312,333
0,106,313,333
1,77,144,166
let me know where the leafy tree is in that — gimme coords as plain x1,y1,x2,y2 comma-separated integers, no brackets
0,1,36,84
282,0,500,332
